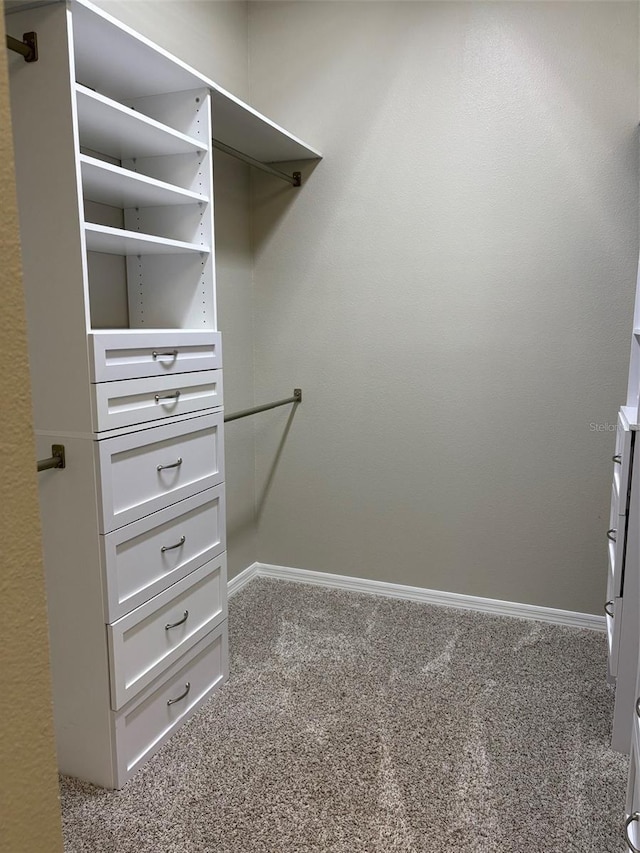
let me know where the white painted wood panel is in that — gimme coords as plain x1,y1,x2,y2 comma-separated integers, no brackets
85,223,209,255
89,330,221,381
108,556,227,709
101,486,226,621
80,155,208,208
75,84,204,158
113,624,228,787
95,412,224,533
91,369,222,432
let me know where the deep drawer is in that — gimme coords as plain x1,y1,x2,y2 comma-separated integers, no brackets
89,330,222,382
605,564,622,678
101,485,226,622
95,412,224,533
608,483,626,597
108,555,227,710
91,369,223,432
113,624,228,788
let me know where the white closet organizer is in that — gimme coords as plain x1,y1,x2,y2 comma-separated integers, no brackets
7,0,320,789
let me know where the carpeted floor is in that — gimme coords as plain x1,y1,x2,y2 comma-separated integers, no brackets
60,578,628,852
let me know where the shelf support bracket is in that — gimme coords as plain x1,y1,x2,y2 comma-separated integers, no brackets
212,139,301,187
6,32,38,63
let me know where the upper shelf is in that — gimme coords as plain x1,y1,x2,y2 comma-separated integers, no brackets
70,0,322,165
76,86,206,160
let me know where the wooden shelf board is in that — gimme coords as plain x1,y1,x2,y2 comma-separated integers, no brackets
80,155,208,208
84,223,209,256
76,85,205,159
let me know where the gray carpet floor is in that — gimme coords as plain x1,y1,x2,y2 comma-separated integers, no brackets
60,578,628,852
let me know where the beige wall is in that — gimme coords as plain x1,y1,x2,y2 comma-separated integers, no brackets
248,1,639,614
0,8,64,853
94,0,257,578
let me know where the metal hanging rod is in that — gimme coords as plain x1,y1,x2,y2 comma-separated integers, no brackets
6,32,38,63
224,389,302,423
37,444,65,472
212,139,301,187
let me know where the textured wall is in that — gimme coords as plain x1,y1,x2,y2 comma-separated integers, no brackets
94,0,257,578
0,9,64,852
248,1,639,614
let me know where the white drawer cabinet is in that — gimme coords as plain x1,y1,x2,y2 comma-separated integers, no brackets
101,485,226,621
89,330,222,382
108,555,227,709
91,369,223,432
113,624,228,788
96,412,224,533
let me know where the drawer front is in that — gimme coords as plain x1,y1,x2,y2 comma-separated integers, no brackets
609,483,627,596
113,624,228,788
605,567,622,678
89,330,222,382
614,410,633,517
108,554,227,710
101,485,226,622
92,369,223,432
627,738,640,849
96,412,224,533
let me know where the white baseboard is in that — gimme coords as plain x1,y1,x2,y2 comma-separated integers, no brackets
227,562,259,598
228,562,605,632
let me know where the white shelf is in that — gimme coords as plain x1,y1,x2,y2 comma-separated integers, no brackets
85,223,209,256
71,0,322,164
80,155,208,208
621,406,640,430
76,85,205,159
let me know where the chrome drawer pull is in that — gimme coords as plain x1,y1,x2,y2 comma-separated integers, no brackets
636,697,640,719
613,454,622,464
161,535,186,553
157,457,182,472
625,813,640,853
152,350,178,361
167,682,191,707
165,610,189,630
607,528,617,542
604,600,615,618
155,390,181,404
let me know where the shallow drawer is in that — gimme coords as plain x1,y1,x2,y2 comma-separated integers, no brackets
108,555,227,710
605,566,621,678
613,409,633,517
101,485,226,622
96,412,224,533
113,623,228,788
89,330,222,382
91,369,223,432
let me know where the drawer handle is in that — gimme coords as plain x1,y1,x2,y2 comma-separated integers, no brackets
604,600,615,618
152,350,178,361
155,390,181,404
157,457,182,472
625,813,640,853
607,528,617,542
636,697,640,719
165,610,189,630
167,682,191,707
613,454,622,464
161,535,186,553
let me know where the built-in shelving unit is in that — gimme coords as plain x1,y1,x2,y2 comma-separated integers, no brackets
6,0,321,789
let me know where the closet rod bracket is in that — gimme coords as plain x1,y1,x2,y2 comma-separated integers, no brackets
6,32,38,63
292,172,302,188
37,444,66,473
